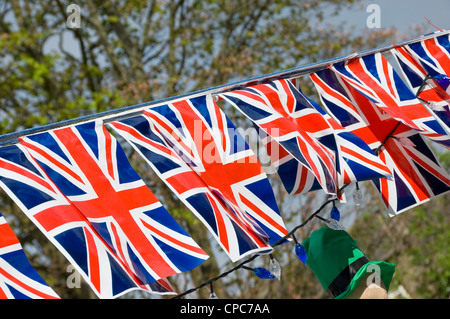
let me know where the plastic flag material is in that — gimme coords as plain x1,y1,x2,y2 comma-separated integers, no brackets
391,31,450,80
0,212,59,299
221,79,338,196
19,121,208,281
221,79,391,197
0,144,177,298
109,95,289,262
331,52,450,149
311,67,450,216
21,121,209,279
252,124,323,195
306,93,392,188
0,121,210,297
391,31,450,133
433,74,450,93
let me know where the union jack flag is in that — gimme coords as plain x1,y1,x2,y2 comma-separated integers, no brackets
330,52,450,149
391,31,450,132
0,211,59,299
220,79,391,196
0,121,208,298
311,67,450,215
109,95,289,262
394,31,450,78
305,90,392,188
0,144,175,298
252,125,322,195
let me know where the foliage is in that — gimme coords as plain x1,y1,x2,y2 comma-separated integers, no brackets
349,184,450,299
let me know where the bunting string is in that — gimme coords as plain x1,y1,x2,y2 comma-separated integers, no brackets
172,104,425,300
374,122,402,154
173,194,337,299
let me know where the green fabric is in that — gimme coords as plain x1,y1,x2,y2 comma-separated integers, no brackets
335,260,396,299
302,226,395,299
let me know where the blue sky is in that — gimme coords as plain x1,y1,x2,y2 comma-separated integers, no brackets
330,0,450,35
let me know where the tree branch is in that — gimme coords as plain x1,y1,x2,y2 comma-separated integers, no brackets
85,0,129,85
